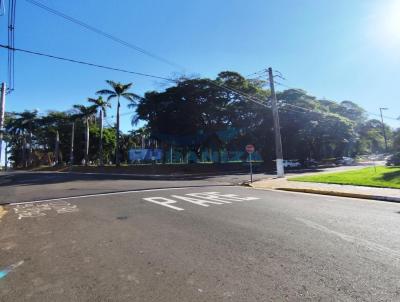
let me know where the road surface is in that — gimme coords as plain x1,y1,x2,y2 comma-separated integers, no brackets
1,170,399,301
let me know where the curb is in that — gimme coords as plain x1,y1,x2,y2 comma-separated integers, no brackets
275,187,400,203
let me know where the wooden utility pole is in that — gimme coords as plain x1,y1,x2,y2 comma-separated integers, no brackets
115,98,121,166
99,108,104,166
268,68,284,177
0,83,6,170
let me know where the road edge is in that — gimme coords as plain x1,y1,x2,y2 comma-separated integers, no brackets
275,187,400,203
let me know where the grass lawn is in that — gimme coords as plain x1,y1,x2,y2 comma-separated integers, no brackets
289,166,400,189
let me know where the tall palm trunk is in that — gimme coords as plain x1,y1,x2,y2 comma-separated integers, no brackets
55,130,60,165
115,96,120,166
85,117,90,166
4,140,7,171
22,134,27,168
29,131,33,166
99,109,104,166
70,121,75,167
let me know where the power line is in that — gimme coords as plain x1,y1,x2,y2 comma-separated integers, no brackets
206,80,270,108
366,111,399,122
7,0,16,92
0,44,178,82
0,44,272,110
1,45,277,116
246,69,268,78
20,1,276,110
275,74,400,124
24,0,184,70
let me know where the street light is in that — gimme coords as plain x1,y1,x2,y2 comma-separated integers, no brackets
379,107,388,153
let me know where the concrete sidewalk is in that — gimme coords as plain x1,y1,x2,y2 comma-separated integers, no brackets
251,177,400,203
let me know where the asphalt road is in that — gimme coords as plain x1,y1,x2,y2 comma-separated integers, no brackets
0,165,365,205
1,170,399,301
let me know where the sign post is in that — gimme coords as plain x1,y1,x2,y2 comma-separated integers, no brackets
245,144,255,183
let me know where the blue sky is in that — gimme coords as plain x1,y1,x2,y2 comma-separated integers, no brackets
1,0,400,134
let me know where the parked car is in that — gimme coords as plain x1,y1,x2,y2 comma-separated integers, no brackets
335,157,355,165
283,159,301,168
304,158,318,167
386,153,400,166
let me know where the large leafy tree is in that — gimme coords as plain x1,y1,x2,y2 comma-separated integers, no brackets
135,72,267,162
96,81,141,166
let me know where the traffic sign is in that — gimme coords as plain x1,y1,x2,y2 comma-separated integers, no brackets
245,144,255,154
245,144,255,183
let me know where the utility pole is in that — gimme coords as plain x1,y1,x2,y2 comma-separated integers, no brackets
99,108,104,166
379,107,388,153
0,83,6,170
268,68,284,177
115,98,120,166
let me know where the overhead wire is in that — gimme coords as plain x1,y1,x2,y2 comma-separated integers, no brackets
11,0,399,126
13,1,276,111
24,0,184,70
0,44,179,82
274,77,400,123
0,44,273,110
7,0,16,92
0,0,5,16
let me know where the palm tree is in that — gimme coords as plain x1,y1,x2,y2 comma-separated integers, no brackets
88,96,111,166
20,110,39,166
96,81,141,166
67,112,81,167
40,111,69,165
73,105,97,166
6,110,38,167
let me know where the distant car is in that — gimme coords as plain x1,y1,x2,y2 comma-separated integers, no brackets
304,159,318,167
335,157,355,165
283,159,301,168
386,153,400,166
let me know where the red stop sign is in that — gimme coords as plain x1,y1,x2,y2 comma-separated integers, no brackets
245,144,255,153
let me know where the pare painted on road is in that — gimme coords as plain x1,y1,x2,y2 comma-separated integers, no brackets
143,191,259,211
13,201,79,220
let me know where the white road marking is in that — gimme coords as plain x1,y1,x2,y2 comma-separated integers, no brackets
142,197,184,211
296,217,400,259
9,186,235,206
187,192,259,203
171,195,224,207
144,192,259,211
13,201,79,219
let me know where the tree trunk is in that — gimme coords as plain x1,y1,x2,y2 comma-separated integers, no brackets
115,97,120,166
85,118,89,166
4,140,7,170
29,132,33,166
70,121,75,167
22,135,27,168
55,130,60,165
99,109,104,166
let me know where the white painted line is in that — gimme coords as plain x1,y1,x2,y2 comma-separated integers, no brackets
143,191,260,211
9,186,236,206
13,201,79,219
171,195,224,207
296,217,400,259
142,197,184,211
